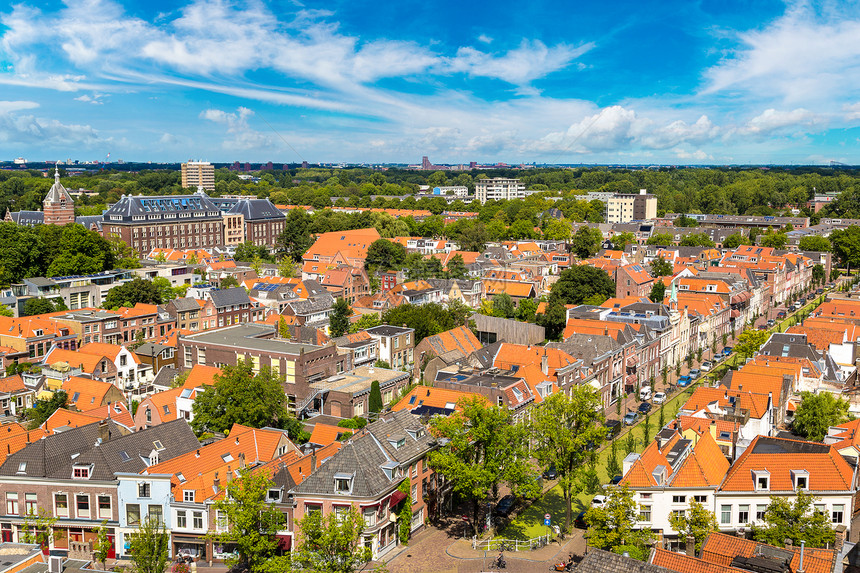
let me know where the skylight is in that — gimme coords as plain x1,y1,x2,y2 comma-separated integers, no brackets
222,453,234,463
153,440,165,451
119,451,131,462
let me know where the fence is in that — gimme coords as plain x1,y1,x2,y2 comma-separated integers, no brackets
472,534,551,552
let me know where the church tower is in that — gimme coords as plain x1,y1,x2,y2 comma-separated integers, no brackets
43,167,75,225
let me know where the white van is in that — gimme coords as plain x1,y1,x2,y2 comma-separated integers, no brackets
639,386,652,401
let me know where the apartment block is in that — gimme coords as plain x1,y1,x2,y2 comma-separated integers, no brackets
181,161,215,192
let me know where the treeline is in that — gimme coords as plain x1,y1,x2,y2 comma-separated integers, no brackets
0,223,123,285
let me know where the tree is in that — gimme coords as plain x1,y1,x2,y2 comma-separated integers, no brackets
571,225,603,258
211,468,285,573
649,256,673,277
549,266,616,306
752,490,835,548
585,486,650,559
675,214,699,228
668,501,718,554
369,380,383,413
23,297,58,316
380,303,465,344
812,263,826,285
610,232,636,251
330,297,352,338
641,413,651,444
543,219,572,240
678,233,716,247
428,397,535,534
151,277,175,303
20,508,59,552
220,275,240,289
128,516,171,573
648,280,666,303
529,388,606,532
606,440,621,478
492,293,516,319
723,233,750,248
830,226,860,270
792,391,851,441
646,232,675,246
104,278,163,309
25,390,67,429
734,329,770,360
0,305,12,317
278,316,291,340
349,313,381,333
759,232,788,249
292,505,372,573
93,521,111,570
799,235,831,252
276,209,314,261
277,256,295,278
365,239,407,271
191,361,304,441
445,254,468,280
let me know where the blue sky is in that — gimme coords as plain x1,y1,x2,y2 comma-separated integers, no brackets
1,0,860,165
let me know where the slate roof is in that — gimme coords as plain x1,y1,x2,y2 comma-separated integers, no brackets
75,215,103,231
209,287,251,308
152,365,178,387
211,198,285,221
291,410,435,498
7,211,44,226
574,549,674,573
102,193,222,223
0,418,199,480
170,298,202,312
366,325,414,337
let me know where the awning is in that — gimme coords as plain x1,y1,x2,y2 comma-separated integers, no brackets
389,490,407,508
626,356,639,367
277,535,292,551
730,309,740,318
625,375,637,385
730,292,751,304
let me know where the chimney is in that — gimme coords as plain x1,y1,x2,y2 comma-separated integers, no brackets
238,452,246,469
98,420,110,443
798,540,805,573
685,535,695,557
541,353,548,376
834,525,847,553
785,539,792,549
311,451,317,469
213,471,220,491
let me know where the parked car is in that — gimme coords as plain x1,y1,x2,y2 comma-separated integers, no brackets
816,288,824,294
495,495,517,517
701,361,713,372
677,375,692,387
689,368,700,379
591,495,607,507
623,411,639,426
604,419,621,439
543,465,558,480
722,347,733,356
638,402,653,415
777,311,787,319
653,391,667,404
712,354,724,363
767,319,775,327
757,324,768,330
574,511,587,529
610,475,623,485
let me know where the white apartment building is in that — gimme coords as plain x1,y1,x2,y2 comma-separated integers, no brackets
181,161,216,192
475,178,530,204
606,189,658,223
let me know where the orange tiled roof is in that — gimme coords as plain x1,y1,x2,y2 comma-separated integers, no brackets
392,387,489,412
494,343,577,378
701,532,835,573
482,279,535,298
562,318,639,341
286,441,342,487
719,435,853,493
422,326,481,356
682,386,770,419
308,423,351,446
826,418,860,452
0,423,48,466
45,348,108,373
184,364,221,389
61,376,119,412
620,432,680,487
303,227,381,262
43,402,134,432
0,375,26,394
619,264,654,285
670,432,729,488
77,342,125,361
142,387,182,424
727,370,786,400
118,303,160,319
650,548,747,573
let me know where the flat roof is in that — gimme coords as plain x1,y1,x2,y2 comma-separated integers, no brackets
310,365,408,396
181,323,321,354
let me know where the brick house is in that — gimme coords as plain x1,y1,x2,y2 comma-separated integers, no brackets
320,266,371,305
615,263,655,299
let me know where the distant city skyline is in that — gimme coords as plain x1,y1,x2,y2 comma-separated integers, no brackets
2,0,860,165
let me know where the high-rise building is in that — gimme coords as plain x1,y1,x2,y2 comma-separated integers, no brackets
606,189,658,223
181,161,215,191
475,177,529,204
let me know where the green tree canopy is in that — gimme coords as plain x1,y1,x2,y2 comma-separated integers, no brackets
830,226,860,270
649,256,674,277
609,232,636,251
529,387,605,532
668,500,719,554
365,239,407,271
23,297,60,316
211,468,285,573
798,235,831,252
752,490,836,548
678,233,716,247
276,209,314,262
760,232,788,249
571,225,603,258
428,397,536,533
25,390,68,429
191,360,305,441
329,297,353,338
585,486,651,560
792,391,851,441
723,233,751,248
649,280,666,303
292,506,372,573
128,516,171,573
104,278,163,309
734,329,770,360
646,232,675,246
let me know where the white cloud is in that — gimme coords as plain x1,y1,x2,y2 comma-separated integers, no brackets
738,108,819,136
158,132,179,145
447,40,593,85
477,34,493,44
74,93,105,105
844,102,860,121
0,101,38,114
0,111,101,146
199,106,273,150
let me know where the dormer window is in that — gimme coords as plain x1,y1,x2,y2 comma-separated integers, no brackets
792,470,809,490
183,490,195,503
72,464,91,479
334,472,354,494
754,470,770,491
267,488,281,502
